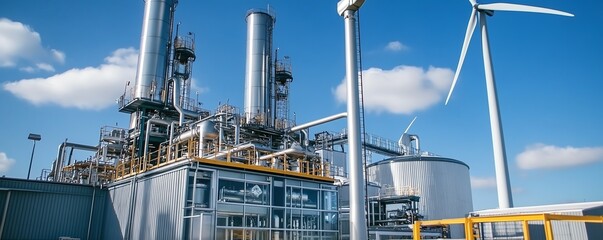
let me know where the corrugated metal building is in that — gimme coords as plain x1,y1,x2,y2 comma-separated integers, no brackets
0,177,106,240
473,202,603,239
367,155,473,238
103,160,340,240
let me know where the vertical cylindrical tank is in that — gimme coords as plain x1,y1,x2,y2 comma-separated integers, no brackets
244,9,275,125
367,156,473,238
133,0,176,102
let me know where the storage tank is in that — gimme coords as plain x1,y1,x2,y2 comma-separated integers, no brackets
367,155,473,237
244,9,275,125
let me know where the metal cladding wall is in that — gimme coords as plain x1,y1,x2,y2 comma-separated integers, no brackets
367,156,473,237
244,10,274,124
473,202,603,239
0,178,106,240
103,165,188,240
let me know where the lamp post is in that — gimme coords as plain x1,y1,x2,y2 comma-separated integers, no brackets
27,133,41,180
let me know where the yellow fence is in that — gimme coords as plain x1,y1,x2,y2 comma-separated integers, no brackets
412,213,603,240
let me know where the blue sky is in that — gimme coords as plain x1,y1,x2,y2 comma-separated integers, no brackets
1,0,601,211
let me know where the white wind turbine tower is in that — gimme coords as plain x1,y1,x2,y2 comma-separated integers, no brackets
445,0,573,209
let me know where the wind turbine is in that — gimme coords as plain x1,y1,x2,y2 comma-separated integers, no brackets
445,0,573,209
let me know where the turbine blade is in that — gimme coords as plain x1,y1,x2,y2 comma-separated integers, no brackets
446,9,478,105
478,3,574,17
404,116,418,134
469,0,476,6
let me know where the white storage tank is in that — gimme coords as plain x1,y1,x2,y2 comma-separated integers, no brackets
367,155,473,237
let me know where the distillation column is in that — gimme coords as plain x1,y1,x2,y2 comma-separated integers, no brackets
244,9,275,126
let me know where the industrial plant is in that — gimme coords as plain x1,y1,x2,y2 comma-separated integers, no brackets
1,0,601,240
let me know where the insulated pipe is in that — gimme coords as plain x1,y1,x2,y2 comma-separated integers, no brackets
172,80,185,125
289,112,347,132
143,118,171,162
206,143,257,160
53,141,98,181
409,134,420,155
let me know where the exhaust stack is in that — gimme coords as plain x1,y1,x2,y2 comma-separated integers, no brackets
244,9,275,126
133,0,177,102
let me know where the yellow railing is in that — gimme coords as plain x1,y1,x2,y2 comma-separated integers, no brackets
114,138,332,181
412,213,603,240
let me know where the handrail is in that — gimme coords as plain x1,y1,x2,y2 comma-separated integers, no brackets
412,213,603,240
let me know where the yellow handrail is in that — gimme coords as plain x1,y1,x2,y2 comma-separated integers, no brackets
413,213,603,240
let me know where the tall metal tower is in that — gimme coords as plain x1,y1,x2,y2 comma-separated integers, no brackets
274,55,293,129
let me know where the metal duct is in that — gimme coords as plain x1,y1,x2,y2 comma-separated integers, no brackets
133,0,177,102
244,9,275,125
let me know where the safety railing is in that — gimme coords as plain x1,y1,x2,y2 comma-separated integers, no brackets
114,138,332,181
412,213,603,240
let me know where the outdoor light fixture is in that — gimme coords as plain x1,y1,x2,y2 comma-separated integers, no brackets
27,133,41,180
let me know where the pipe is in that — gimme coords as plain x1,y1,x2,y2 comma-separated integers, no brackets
290,112,347,132
172,80,185,125
338,1,368,238
53,141,98,182
143,118,171,163
52,141,65,181
300,129,309,147
207,143,257,160
409,134,420,155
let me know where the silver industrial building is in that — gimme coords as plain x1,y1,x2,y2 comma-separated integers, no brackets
472,201,603,239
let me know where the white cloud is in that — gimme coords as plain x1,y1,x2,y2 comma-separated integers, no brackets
385,41,407,52
35,63,55,72
516,143,603,170
3,48,138,110
333,65,453,114
0,152,15,173
471,176,496,189
51,49,66,64
0,18,64,68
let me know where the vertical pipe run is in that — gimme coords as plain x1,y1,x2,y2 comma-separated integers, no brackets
342,9,368,239
480,12,513,208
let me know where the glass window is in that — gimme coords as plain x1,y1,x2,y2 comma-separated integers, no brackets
322,191,338,210
286,208,301,229
217,204,244,227
244,206,269,228
246,173,269,182
245,182,269,205
187,176,211,208
219,170,244,179
216,228,244,240
272,208,285,228
322,211,338,230
302,181,319,188
245,229,269,239
302,210,320,230
273,179,284,206
302,189,318,209
287,187,302,208
322,231,339,239
218,179,244,203
271,230,284,240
